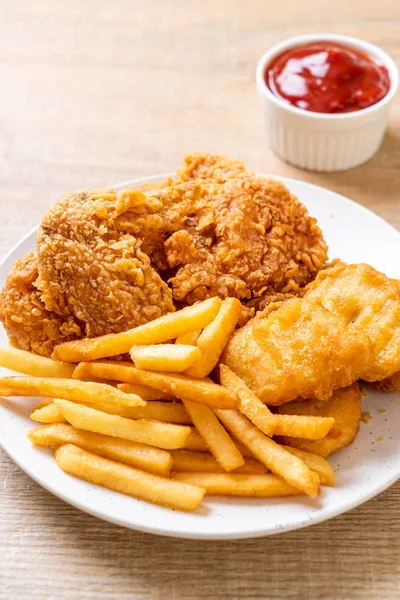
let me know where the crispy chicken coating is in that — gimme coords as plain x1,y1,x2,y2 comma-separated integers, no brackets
0,254,81,356
223,263,400,404
0,153,329,355
222,291,373,405
164,175,328,306
36,188,175,339
305,263,400,382
177,153,247,183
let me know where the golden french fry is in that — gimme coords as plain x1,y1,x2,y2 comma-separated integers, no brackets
32,398,191,424
183,427,254,458
31,403,66,424
55,444,204,512
176,440,333,485
73,375,115,385
234,459,266,474
220,368,332,442
281,446,335,487
170,450,265,474
117,382,176,400
0,377,145,408
130,344,201,372
0,346,75,378
183,428,209,452
175,330,201,346
54,399,190,450
185,298,242,378
173,473,301,497
73,362,238,409
273,415,335,440
182,400,244,471
171,450,225,473
220,365,275,437
95,400,191,424
28,423,172,476
32,398,53,411
52,297,222,362
214,409,320,497
115,383,175,401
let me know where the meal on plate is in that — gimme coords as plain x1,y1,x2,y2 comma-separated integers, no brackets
0,153,397,512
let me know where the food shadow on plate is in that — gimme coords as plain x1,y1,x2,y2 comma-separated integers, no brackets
208,494,323,510
329,389,399,485
0,396,37,420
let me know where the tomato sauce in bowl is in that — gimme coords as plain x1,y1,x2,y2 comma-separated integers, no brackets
265,41,390,114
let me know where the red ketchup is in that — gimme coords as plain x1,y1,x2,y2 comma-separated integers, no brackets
265,42,390,113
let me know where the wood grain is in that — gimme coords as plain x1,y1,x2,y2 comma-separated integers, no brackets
0,1,399,598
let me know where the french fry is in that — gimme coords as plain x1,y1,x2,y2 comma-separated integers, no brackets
115,383,175,401
117,382,176,400
31,403,66,424
183,427,255,458
32,398,53,411
54,399,190,449
55,444,204,512
220,365,275,437
170,450,265,474
29,404,260,464
282,446,335,487
72,375,115,385
183,428,209,452
176,439,334,485
52,297,222,362
130,344,201,372
94,400,191,424
175,330,201,346
0,377,145,408
185,298,242,378
28,423,173,476
214,409,320,497
0,346,75,378
73,362,238,409
32,398,191,424
273,415,335,440
182,400,244,471
173,473,301,497
220,367,334,441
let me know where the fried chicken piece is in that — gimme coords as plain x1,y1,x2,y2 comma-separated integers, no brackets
114,163,328,310
1,153,329,356
222,292,373,405
275,383,362,457
368,373,400,392
165,176,328,305
177,153,247,183
101,154,328,312
223,263,400,405
113,180,203,271
304,263,400,382
0,254,81,356
36,188,175,339
309,263,400,394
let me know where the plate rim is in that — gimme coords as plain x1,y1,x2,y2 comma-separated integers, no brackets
0,173,399,540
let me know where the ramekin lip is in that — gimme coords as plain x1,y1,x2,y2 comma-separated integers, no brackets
256,33,399,121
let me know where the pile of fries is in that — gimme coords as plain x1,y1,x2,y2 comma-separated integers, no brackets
0,297,336,512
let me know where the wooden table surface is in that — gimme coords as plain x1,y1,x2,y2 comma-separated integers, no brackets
1,1,399,598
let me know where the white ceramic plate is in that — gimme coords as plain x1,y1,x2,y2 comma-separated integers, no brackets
0,175,399,540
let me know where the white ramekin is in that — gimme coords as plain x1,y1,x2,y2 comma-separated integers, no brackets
256,34,399,172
